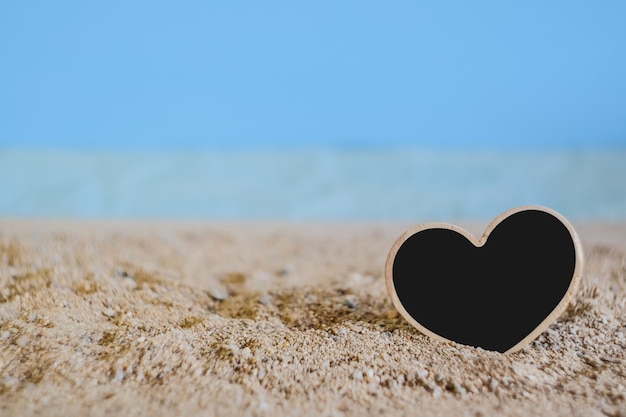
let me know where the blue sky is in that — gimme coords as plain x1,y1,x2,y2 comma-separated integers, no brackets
1,1,625,150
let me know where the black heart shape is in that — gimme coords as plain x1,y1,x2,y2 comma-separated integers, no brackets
385,206,583,353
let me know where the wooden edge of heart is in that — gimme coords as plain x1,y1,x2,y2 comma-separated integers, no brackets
384,205,584,354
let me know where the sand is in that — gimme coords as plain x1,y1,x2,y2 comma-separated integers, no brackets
0,219,625,417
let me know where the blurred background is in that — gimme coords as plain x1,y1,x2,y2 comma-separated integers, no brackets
1,1,625,220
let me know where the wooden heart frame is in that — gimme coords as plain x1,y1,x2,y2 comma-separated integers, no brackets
384,205,584,354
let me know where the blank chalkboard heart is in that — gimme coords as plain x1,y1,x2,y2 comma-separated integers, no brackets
385,206,583,354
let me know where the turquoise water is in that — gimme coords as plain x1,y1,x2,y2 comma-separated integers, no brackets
1,149,625,221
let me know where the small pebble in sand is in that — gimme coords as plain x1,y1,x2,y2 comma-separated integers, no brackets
114,369,125,382
2,375,19,387
343,295,358,309
352,370,363,381
489,378,499,392
15,335,29,347
102,308,116,318
115,266,129,277
258,294,272,305
122,277,137,289
209,288,229,301
447,380,467,395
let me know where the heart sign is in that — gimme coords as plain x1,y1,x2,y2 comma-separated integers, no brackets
385,206,583,354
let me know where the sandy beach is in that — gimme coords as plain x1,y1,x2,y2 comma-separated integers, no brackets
0,219,624,417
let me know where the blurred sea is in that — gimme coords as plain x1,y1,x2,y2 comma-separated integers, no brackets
1,149,625,221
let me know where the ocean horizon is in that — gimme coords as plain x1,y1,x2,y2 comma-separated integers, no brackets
1,148,625,221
